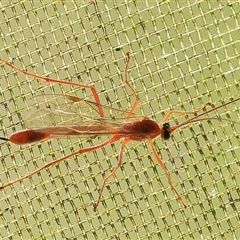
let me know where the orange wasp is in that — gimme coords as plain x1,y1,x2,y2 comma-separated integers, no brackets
0,53,239,211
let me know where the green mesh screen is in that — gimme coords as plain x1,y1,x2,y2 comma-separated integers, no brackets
0,0,240,239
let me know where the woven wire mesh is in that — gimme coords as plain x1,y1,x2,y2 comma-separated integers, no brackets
0,0,239,239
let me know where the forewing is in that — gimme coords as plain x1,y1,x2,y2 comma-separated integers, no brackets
25,94,144,129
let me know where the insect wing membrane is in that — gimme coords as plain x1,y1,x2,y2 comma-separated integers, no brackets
25,95,144,131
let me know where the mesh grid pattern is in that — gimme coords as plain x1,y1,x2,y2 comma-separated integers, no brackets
0,0,239,239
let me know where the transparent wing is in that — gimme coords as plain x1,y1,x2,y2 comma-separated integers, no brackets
25,94,144,129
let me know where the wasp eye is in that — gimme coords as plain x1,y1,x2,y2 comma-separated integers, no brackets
161,122,171,140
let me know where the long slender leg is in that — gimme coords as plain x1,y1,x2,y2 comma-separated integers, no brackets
93,137,130,211
148,139,187,208
160,102,214,124
124,52,140,119
0,54,139,118
0,135,121,190
0,58,105,117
